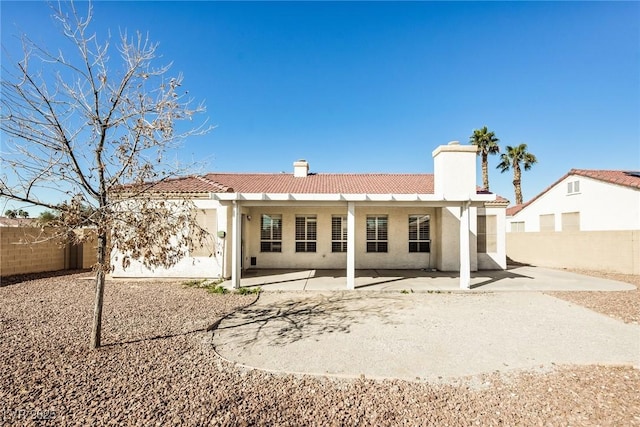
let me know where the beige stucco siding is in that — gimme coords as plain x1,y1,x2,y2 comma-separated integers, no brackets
242,205,438,270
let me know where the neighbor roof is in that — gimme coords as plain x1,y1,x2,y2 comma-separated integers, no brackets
507,169,640,216
570,169,640,190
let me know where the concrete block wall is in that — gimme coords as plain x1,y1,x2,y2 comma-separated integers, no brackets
1,228,66,276
506,230,640,275
0,227,98,277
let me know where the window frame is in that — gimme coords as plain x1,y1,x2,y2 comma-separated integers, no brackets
539,214,555,232
295,215,317,253
366,215,388,253
260,214,282,253
331,215,348,253
561,212,580,231
510,221,525,233
567,180,580,195
408,214,431,253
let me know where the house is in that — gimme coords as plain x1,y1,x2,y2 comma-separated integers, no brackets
111,141,510,289
507,169,640,232
506,169,640,274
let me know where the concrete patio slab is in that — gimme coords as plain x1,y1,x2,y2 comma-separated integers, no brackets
222,266,635,292
212,291,640,383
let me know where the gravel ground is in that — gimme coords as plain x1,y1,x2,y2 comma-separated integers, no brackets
547,269,640,324
1,271,639,426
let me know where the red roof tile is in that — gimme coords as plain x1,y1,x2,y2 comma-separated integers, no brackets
202,173,435,194
128,175,233,194
570,169,640,190
138,172,507,200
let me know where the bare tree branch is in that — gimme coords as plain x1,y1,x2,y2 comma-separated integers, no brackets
0,0,213,349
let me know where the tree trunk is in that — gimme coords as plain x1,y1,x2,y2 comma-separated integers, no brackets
90,233,107,349
481,153,489,190
513,165,523,205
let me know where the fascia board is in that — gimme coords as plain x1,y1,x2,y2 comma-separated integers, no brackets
211,192,495,203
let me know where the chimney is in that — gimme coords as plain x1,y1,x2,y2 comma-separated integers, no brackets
432,141,477,199
293,159,309,177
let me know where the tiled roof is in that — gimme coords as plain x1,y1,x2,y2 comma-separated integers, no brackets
506,203,526,217
139,172,507,200
507,169,640,217
202,173,435,194
127,175,233,194
570,169,640,190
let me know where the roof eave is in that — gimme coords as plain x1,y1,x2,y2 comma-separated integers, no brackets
211,192,496,204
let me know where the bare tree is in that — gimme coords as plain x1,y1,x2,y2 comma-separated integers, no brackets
1,2,212,348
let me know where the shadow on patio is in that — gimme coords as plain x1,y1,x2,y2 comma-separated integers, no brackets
234,267,535,292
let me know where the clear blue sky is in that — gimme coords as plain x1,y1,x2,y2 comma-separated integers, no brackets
2,1,639,208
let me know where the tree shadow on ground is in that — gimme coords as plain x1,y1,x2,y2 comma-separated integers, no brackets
239,268,536,291
470,269,535,289
213,292,403,348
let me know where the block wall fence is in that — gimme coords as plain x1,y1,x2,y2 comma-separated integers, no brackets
0,227,97,277
506,230,639,275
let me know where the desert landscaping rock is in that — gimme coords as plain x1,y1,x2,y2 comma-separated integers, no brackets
1,271,639,426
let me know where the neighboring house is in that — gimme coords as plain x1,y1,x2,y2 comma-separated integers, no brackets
506,169,640,232
112,141,509,289
506,169,640,274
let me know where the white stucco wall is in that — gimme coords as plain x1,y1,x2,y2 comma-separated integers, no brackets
433,143,477,198
111,199,226,278
477,206,507,270
507,176,640,232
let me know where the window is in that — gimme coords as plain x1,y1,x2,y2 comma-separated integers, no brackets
408,215,430,252
562,212,580,231
366,216,388,253
295,216,317,252
567,180,580,195
477,215,497,253
331,215,347,252
260,214,282,252
539,214,555,232
510,221,525,233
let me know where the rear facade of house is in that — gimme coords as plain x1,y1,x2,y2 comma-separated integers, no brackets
111,142,509,287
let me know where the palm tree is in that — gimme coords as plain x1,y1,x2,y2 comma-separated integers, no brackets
497,143,537,205
470,126,500,191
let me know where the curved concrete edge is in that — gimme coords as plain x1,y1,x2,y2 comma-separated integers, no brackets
206,339,638,387
209,291,639,384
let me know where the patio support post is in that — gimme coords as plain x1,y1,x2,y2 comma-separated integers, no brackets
459,201,471,289
231,200,242,289
346,201,356,290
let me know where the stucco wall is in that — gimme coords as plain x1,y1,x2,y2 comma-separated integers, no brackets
506,230,640,275
507,176,640,232
111,199,225,279
242,205,439,270
478,206,507,270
